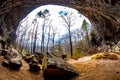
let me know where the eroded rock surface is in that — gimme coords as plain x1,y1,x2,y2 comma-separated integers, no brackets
43,53,78,80
9,57,22,70
0,0,120,46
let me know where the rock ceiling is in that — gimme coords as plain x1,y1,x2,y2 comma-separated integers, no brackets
0,0,120,45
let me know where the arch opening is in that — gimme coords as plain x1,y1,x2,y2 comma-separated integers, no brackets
16,4,92,56
0,0,120,56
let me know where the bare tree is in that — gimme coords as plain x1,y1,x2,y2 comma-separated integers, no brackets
18,25,28,53
32,18,39,54
29,27,34,54
37,9,50,53
16,17,29,52
59,11,75,57
51,25,57,51
61,35,70,53
46,20,52,52
57,33,62,53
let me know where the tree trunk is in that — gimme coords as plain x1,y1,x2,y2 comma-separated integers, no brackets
46,25,51,52
69,28,73,57
41,24,45,53
33,23,38,54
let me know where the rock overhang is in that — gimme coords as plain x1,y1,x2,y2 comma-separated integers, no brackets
0,0,120,45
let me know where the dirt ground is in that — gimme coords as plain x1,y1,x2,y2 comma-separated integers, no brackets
0,55,120,80
70,55,120,80
0,56,44,80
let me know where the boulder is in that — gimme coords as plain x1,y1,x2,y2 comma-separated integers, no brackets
35,55,44,64
9,57,22,70
43,53,78,80
3,49,20,59
29,59,40,72
62,54,67,59
2,60,9,67
4,45,21,57
4,53,11,60
1,49,8,56
9,46,20,56
24,54,34,63
110,41,120,53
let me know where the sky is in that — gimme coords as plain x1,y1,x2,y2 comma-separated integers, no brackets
16,4,91,43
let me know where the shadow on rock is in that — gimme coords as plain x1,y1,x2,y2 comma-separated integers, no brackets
43,65,78,80
9,58,22,70
29,59,41,72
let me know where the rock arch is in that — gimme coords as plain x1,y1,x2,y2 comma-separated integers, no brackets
0,0,120,45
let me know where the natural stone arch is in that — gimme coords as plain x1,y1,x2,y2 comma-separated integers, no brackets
0,0,120,45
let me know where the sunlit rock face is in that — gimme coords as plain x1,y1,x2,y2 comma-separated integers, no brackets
0,0,120,45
